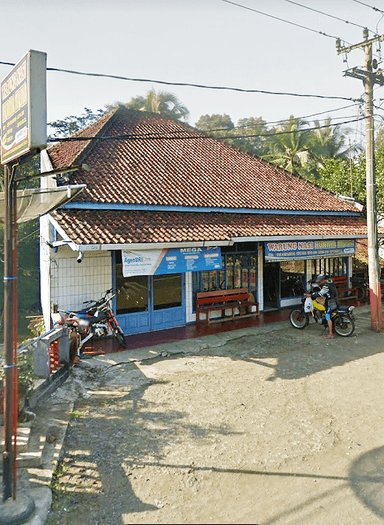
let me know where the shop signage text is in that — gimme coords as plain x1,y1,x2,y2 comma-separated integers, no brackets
122,247,222,277
265,239,356,260
1,50,47,165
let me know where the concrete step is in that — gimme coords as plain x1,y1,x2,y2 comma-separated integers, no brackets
0,401,73,470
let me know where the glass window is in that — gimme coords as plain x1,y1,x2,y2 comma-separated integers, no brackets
192,249,258,311
153,274,182,310
311,257,347,283
116,265,148,314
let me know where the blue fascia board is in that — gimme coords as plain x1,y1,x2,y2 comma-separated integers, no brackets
61,202,360,217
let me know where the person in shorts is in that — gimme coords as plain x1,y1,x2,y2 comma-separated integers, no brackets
305,275,339,338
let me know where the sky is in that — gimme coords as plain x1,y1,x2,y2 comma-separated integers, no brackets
1,0,384,141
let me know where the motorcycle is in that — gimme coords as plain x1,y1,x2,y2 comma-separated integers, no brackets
58,288,127,356
289,295,356,337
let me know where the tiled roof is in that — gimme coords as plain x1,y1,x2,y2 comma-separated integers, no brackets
47,106,359,214
51,209,369,246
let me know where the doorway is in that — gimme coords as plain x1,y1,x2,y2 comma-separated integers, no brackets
115,272,186,335
263,262,280,310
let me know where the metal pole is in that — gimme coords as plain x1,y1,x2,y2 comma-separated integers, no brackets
364,36,383,331
2,163,18,501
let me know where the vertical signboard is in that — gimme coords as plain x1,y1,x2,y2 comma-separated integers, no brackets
1,50,47,165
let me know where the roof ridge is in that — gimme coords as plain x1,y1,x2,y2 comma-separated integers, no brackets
47,106,118,166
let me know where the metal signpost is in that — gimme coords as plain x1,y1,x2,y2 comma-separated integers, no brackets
1,50,47,502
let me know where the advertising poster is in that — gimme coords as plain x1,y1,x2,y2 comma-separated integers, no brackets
122,247,222,277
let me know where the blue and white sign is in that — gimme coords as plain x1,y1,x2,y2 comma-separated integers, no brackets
122,247,222,277
265,239,356,260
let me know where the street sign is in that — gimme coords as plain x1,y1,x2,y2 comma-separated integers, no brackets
1,50,47,165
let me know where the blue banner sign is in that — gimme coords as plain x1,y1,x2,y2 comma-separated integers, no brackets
122,247,222,277
265,239,356,260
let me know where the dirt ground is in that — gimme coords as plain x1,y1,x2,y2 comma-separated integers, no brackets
44,306,384,525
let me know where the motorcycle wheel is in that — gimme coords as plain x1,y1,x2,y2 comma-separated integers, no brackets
289,309,309,329
113,328,127,349
334,314,355,337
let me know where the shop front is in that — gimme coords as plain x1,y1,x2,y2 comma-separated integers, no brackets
114,246,223,334
264,238,356,309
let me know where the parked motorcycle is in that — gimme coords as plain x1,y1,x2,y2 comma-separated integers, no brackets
59,288,127,356
289,295,355,336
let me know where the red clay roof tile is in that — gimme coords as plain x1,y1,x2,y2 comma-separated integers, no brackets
47,106,359,214
51,209,368,246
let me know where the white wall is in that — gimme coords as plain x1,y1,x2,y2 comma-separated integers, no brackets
50,248,112,313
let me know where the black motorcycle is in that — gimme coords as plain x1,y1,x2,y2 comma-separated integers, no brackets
289,296,356,337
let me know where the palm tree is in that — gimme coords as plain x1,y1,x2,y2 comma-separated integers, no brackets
124,89,190,121
309,118,350,167
265,116,311,174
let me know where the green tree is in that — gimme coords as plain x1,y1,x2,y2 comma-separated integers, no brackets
0,156,41,340
114,89,190,122
49,107,106,139
304,118,357,180
195,114,270,158
264,116,311,175
228,117,270,157
195,114,234,132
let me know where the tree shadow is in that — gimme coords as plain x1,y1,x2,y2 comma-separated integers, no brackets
349,445,384,519
44,362,241,523
186,309,384,381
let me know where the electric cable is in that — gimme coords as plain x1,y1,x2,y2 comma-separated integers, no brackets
48,116,366,144
282,0,371,32
0,61,363,104
200,107,362,134
350,0,384,16
221,0,346,41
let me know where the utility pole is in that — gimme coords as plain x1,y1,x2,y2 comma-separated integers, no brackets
337,29,384,331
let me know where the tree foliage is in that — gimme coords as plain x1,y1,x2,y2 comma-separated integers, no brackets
0,156,41,339
317,144,384,218
48,107,106,139
111,89,190,122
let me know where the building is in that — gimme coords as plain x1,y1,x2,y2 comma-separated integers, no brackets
39,106,369,336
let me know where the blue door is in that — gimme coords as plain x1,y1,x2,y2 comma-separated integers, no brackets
116,273,186,335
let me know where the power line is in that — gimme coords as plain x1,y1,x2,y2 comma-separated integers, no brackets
282,0,370,32
48,116,366,144
221,0,343,40
350,0,384,16
198,104,361,134
0,61,362,104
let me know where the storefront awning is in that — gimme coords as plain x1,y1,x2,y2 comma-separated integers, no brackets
0,185,86,223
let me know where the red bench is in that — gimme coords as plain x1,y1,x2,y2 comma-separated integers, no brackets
196,288,259,326
332,276,359,302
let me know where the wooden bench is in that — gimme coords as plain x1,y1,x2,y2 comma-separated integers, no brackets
196,288,259,326
331,276,359,303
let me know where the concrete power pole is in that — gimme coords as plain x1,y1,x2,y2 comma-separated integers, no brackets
337,29,384,331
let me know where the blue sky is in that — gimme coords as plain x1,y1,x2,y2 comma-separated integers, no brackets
1,0,384,139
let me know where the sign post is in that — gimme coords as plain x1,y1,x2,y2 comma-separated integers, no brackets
0,50,47,503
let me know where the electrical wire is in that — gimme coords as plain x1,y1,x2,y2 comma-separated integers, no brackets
47,116,366,144
350,0,384,16
221,0,345,41
283,0,371,32
0,61,362,104
198,104,362,134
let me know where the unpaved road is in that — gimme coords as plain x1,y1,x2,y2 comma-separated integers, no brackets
45,306,384,524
